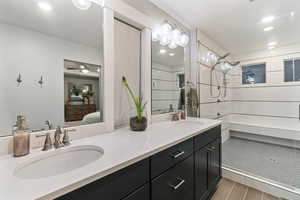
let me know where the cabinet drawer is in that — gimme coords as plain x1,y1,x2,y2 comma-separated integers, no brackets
152,156,194,200
151,138,193,178
123,184,149,200
194,125,221,151
56,159,150,200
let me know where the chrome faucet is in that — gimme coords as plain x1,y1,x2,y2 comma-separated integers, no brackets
37,125,76,150
45,120,53,130
54,126,64,149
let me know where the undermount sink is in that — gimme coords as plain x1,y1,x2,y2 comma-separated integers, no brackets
14,145,104,179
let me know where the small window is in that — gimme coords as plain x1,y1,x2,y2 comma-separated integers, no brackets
242,63,266,84
284,58,300,82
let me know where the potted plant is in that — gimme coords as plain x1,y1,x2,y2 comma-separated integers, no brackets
122,76,147,131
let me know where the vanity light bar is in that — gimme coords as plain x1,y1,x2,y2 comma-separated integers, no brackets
152,22,189,48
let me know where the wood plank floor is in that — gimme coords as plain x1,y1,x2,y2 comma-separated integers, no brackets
211,179,283,200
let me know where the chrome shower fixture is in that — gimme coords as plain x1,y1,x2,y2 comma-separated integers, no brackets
209,53,240,98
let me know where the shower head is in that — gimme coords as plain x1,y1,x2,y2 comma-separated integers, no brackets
220,62,233,74
220,61,240,74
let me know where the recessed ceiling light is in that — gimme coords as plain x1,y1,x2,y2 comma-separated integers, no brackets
268,42,277,46
268,46,275,50
291,11,295,17
169,53,175,57
261,16,275,23
264,26,274,32
80,65,85,69
81,69,89,74
38,2,53,11
160,49,167,54
72,0,92,10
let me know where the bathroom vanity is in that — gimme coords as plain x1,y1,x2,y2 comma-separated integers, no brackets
57,124,221,200
0,119,221,200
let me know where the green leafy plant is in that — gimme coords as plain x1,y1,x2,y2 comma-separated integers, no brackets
72,86,81,96
122,76,146,121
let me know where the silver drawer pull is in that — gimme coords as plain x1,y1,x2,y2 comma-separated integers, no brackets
206,146,216,152
169,178,186,190
171,151,185,159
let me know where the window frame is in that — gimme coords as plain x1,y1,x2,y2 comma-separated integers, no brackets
283,57,300,82
241,62,267,85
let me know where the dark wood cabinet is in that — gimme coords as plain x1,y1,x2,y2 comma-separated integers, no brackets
195,135,221,200
152,156,194,200
56,159,149,200
65,104,96,122
122,184,149,200
207,137,222,191
151,138,193,179
56,125,221,200
195,147,209,200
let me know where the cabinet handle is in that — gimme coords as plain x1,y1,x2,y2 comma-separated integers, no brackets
169,178,186,190
171,151,185,159
206,146,216,152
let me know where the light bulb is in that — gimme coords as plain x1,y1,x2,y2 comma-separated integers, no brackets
72,0,92,10
171,29,181,44
160,34,171,46
168,41,178,49
161,23,172,35
178,34,189,47
152,30,161,42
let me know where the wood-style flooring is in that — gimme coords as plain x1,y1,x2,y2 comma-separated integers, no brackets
211,179,284,200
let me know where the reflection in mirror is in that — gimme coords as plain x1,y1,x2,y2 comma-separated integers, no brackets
0,0,104,136
64,60,102,127
152,41,185,115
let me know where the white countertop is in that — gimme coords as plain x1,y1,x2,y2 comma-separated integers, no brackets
0,118,221,200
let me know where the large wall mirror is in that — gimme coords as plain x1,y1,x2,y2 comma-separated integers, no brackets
0,0,104,136
151,41,185,115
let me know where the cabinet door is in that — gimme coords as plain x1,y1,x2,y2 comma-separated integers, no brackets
56,159,149,200
123,184,149,200
194,147,208,200
207,137,221,190
152,156,194,200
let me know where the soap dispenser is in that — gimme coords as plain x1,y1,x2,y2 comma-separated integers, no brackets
13,115,30,157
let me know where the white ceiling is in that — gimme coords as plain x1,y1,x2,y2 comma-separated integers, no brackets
149,0,300,56
0,0,103,48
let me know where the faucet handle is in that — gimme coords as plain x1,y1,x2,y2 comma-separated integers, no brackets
54,126,64,149
42,132,53,151
62,129,71,146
